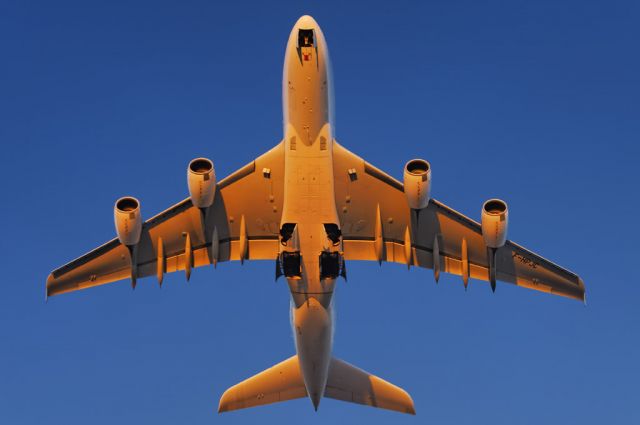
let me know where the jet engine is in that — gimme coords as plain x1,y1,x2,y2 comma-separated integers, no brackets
481,199,508,248
403,159,431,209
188,157,216,208
114,196,142,246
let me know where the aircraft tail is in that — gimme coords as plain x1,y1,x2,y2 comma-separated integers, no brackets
218,355,415,415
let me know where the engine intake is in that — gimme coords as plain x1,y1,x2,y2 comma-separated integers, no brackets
114,196,142,246
481,199,508,248
188,157,216,208
403,159,431,210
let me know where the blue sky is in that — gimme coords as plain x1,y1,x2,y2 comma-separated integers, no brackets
1,0,639,423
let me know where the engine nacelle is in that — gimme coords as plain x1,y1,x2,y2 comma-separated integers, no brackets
188,157,216,208
114,196,142,246
481,199,509,248
403,159,431,210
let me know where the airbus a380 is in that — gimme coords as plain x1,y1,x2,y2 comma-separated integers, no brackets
47,15,586,415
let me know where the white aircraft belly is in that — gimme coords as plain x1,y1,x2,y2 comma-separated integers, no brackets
280,17,339,410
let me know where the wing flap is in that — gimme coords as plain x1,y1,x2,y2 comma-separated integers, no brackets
48,237,280,296
160,239,279,273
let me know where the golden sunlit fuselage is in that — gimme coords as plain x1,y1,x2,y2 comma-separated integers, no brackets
280,15,339,410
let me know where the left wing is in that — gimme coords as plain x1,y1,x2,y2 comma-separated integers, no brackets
333,142,585,301
46,142,285,297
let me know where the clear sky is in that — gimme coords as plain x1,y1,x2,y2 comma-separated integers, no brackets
1,0,639,424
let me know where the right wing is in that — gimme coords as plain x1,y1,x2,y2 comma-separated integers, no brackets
333,142,585,301
47,142,285,297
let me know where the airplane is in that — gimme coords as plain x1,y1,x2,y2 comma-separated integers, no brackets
46,15,586,415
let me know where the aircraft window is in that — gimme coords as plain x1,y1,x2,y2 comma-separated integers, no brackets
298,29,314,47
282,251,302,278
320,251,341,279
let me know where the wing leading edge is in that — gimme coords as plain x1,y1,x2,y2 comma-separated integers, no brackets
332,141,585,301
46,142,285,297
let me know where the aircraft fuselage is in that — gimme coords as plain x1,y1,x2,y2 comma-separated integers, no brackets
280,15,339,409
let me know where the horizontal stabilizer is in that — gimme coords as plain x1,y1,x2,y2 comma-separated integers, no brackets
325,357,415,415
218,355,306,413
218,355,415,414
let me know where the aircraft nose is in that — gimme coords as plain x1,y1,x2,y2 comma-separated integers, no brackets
295,14,319,29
